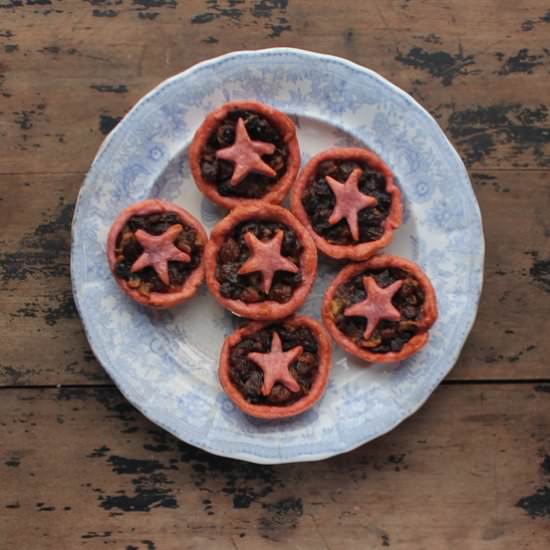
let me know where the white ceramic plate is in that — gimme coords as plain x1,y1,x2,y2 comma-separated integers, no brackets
71,48,484,464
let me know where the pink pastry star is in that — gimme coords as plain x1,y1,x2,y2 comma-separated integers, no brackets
248,332,302,396
326,168,378,241
131,224,191,286
344,277,403,341
216,118,276,186
238,230,299,294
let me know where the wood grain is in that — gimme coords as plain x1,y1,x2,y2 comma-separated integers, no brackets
0,1,548,174
1,3,550,546
1,384,549,548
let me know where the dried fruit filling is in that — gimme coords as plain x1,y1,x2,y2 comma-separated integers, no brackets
229,324,319,406
302,159,391,244
200,109,288,198
216,221,303,304
114,212,203,295
330,268,426,353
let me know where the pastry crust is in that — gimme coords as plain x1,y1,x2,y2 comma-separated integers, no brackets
291,147,402,260
322,255,437,362
219,316,332,419
106,199,207,308
204,204,317,320
189,100,301,209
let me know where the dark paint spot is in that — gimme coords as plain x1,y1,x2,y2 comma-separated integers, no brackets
99,472,178,512
445,104,550,166
471,172,510,193
127,546,139,550
0,31,14,38
36,503,56,512
15,111,32,130
191,12,216,23
138,11,158,19
132,0,176,8
143,443,171,453
40,46,60,54
414,33,441,44
5,458,20,467
108,455,176,475
92,9,118,16
99,114,122,135
522,9,550,30
88,445,111,458
202,36,219,43
27,0,51,4
191,1,289,37
83,0,122,5
382,534,390,546
4,44,18,53
497,49,548,75
542,456,550,476
535,384,550,393
0,201,74,283
251,0,288,18
395,46,475,86
91,84,128,93
44,291,77,325
516,487,550,518
141,541,156,550
526,250,550,292
267,21,291,38
179,442,284,508
259,497,303,538
386,453,407,471
0,0,23,8
483,344,536,365
81,532,112,539
233,494,253,508
6,502,20,509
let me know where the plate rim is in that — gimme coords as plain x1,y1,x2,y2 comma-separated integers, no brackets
71,47,485,464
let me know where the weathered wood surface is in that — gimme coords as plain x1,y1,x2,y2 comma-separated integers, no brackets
1,384,549,548
1,1,549,384
1,1,549,173
1,2,550,547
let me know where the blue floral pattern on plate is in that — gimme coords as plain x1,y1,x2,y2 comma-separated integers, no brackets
71,48,484,464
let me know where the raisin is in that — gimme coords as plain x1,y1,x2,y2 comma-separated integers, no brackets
219,238,240,263
216,123,235,146
243,369,263,398
267,383,294,404
268,283,292,303
241,287,262,303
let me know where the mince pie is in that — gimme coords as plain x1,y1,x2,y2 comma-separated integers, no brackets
291,147,402,260
204,204,317,320
189,100,300,209
107,199,207,308
322,255,437,362
219,316,332,419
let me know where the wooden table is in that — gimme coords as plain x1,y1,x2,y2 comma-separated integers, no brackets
1,1,549,548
